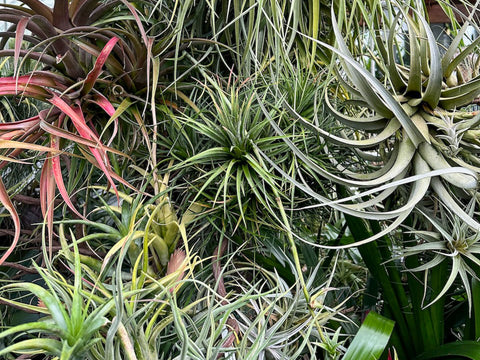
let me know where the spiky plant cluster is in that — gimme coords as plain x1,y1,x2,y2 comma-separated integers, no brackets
3,0,480,359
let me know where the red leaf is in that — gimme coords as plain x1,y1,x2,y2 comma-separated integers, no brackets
50,136,85,220
14,17,29,77
92,93,115,116
0,130,25,140
0,115,41,131
0,84,50,100
48,95,119,200
91,94,118,145
81,37,119,95
39,157,55,258
40,121,128,158
79,148,139,194
0,74,57,88
0,178,20,265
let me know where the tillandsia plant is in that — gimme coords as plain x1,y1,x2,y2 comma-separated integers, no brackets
57,168,202,278
0,221,198,360
168,70,329,235
245,0,480,358
0,239,115,360
0,0,138,263
0,0,212,263
0,34,129,263
260,0,480,243
403,203,480,310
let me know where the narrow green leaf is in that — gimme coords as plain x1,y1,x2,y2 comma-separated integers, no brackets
417,15,442,109
0,338,62,357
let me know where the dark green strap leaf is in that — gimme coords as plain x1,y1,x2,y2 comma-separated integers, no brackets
416,341,480,360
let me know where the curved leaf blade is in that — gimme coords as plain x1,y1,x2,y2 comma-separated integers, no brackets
416,341,480,360
343,312,394,360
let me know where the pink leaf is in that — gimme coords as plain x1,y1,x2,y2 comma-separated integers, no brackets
48,95,119,200
48,95,98,141
91,93,118,146
81,37,119,96
50,136,85,220
39,120,128,157
0,115,41,131
92,93,115,116
0,179,20,265
0,130,25,140
39,157,55,258
0,74,57,88
0,84,50,100
79,148,139,194
14,17,29,78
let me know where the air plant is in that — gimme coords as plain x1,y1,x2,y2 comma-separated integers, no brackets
404,203,480,311
259,0,480,246
0,35,129,264
0,0,206,263
0,240,114,360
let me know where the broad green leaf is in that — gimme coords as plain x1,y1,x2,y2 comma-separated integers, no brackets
343,312,394,360
416,341,480,360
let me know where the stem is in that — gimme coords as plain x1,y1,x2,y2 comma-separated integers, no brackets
275,194,310,303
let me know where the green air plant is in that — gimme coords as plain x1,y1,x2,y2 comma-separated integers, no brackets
403,203,480,311
0,240,114,360
166,71,332,306
260,0,480,246
0,222,199,360
169,71,323,235
61,167,201,277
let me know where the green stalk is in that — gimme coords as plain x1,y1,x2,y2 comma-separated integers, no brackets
474,278,480,340
465,278,480,340
344,214,413,358
370,220,421,349
275,193,310,303
403,215,446,352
